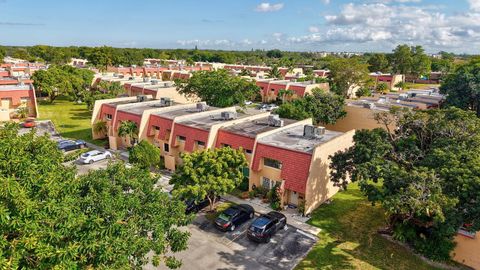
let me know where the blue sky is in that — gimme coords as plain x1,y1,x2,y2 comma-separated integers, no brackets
1,0,479,53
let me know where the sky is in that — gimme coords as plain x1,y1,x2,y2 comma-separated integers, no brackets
1,0,479,54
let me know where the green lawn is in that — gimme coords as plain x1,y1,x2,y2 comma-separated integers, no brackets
404,83,440,90
38,97,106,146
297,183,439,270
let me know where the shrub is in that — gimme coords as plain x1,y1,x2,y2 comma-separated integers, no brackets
129,140,162,170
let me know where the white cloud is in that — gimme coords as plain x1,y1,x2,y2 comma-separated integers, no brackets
309,26,320,33
321,0,330,4
469,0,480,11
255,2,284,12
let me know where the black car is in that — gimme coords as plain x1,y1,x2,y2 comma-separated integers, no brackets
247,211,287,243
57,139,87,152
214,204,255,232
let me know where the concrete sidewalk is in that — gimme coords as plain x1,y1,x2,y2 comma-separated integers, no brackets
223,194,321,237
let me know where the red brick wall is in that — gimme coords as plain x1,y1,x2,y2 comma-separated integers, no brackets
147,115,173,140
252,143,312,193
215,130,255,151
171,123,209,152
143,89,157,96
256,81,270,96
99,104,117,121
114,111,141,131
0,89,35,106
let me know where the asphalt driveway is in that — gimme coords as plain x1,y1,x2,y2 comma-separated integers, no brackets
146,209,317,270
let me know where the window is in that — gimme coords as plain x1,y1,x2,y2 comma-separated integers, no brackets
221,143,231,148
264,158,282,169
245,149,253,154
20,97,29,103
164,143,170,153
153,125,160,131
196,141,205,147
262,177,272,189
105,114,113,120
177,136,186,142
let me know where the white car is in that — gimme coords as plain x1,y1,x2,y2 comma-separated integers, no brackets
244,101,253,105
79,150,112,164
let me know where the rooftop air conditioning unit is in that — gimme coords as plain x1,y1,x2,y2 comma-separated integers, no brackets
129,77,134,80
303,125,316,138
221,111,237,120
316,126,326,135
273,119,284,127
132,65,136,68
363,102,375,109
136,95,148,102
143,77,150,82
160,97,172,107
151,79,159,85
378,97,389,104
196,103,209,112
113,73,118,77
267,114,280,126
399,93,409,101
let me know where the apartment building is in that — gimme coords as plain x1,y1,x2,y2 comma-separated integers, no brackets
69,58,88,67
256,79,330,102
123,79,195,104
325,90,445,132
370,73,405,91
0,79,39,121
92,96,355,214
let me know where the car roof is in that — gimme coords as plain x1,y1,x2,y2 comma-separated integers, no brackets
266,211,285,220
224,207,241,216
251,216,271,228
86,150,101,155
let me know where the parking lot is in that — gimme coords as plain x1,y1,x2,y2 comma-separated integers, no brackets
147,208,317,270
73,158,111,176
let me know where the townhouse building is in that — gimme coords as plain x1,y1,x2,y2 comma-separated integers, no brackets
91,97,355,214
0,78,39,121
256,79,330,103
369,73,405,91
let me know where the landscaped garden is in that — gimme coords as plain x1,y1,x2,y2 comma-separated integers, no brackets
297,183,440,270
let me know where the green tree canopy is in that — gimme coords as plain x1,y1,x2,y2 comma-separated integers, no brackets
329,108,480,260
0,123,190,269
129,140,162,170
275,88,346,125
440,59,480,116
170,147,247,211
176,69,259,107
367,53,390,73
328,58,370,97
391,44,413,75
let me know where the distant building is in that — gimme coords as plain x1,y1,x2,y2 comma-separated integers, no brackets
69,58,88,67
0,73,38,121
256,79,329,103
369,73,405,91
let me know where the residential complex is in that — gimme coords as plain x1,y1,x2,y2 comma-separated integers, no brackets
91,97,354,214
369,73,405,91
0,72,38,121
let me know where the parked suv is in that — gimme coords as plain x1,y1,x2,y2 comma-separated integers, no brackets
247,211,286,243
215,204,255,232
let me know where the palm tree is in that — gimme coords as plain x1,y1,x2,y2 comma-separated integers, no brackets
239,69,251,76
118,120,138,146
267,65,283,79
93,120,108,136
278,89,294,103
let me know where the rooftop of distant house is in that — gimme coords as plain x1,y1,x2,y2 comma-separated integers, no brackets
117,99,181,115
177,109,260,130
152,103,216,119
258,124,344,154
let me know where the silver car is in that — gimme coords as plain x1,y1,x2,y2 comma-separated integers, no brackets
79,150,112,164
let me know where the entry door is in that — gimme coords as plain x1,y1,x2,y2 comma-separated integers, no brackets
289,190,299,206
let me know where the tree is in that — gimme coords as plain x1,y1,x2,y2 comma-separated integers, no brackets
368,53,390,73
278,89,294,103
176,69,259,107
93,120,107,136
410,46,431,81
329,108,480,260
391,44,413,75
266,65,283,79
276,88,347,125
376,82,389,94
431,52,455,74
440,59,480,117
170,147,247,211
0,47,5,63
266,49,283,58
0,123,190,269
239,68,251,76
129,140,162,170
328,58,370,97
394,81,407,91
118,120,138,145
356,87,372,97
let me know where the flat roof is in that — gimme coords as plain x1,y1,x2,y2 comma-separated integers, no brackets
222,116,297,138
177,109,258,130
118,100,180,115
0,84,31,91
152,104,218,119
258,125,344,153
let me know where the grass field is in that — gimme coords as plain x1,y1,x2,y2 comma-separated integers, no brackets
37,97,106,146
405,83,440,90
296,183,439,270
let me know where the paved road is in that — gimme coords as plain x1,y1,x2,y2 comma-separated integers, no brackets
145,210,316,270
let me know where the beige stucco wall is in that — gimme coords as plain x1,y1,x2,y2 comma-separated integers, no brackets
452,232,480,269
304,129,355,214
324,105,391,132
